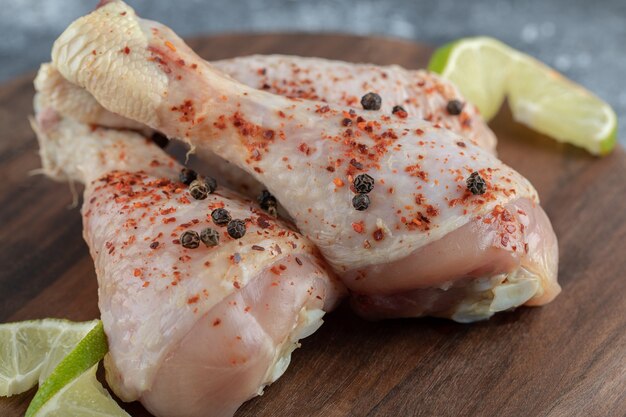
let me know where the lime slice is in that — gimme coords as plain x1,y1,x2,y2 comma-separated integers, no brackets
428,37,618,155
25,321,128,417
0,319,97,396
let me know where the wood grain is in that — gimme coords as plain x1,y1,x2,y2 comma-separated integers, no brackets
1,34,625,417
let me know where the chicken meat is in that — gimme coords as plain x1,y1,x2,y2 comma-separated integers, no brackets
51,1,560,321
35,51,496,195
32,94,343,417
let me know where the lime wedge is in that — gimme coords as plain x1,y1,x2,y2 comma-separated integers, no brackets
28,364,129,417
428,37,618,155
0,319,97,396
25,321,128,417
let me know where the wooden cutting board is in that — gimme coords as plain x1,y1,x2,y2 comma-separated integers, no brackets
1,34,625,417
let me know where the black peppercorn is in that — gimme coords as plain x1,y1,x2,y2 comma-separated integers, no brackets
151,131,169,149
189,176,217,200
352,194,370,211
200,228,220,246
446,99,464,115
180,230,200,249
257,190,277,210
179,168,197,186
189,179,209,200
205,176,217,193
257,190,278,217
360,92,382,110
466,171,487,195
353,174,375,194
227,219,247,239
392,105,407,115
211,208,231,226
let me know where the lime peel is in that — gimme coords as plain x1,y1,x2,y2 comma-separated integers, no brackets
25,321,108,417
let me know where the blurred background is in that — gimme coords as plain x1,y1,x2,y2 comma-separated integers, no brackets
0,0,623,142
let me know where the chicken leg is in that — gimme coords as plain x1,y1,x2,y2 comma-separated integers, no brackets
32,94,343,417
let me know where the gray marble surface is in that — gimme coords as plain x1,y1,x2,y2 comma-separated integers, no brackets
1,0,623,143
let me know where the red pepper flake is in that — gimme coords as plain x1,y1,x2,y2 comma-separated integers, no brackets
316,105,331,113
233,281,241,289
150,241,160,250
456,141,466,148
298,143,312,155
164,40,176,52
171,100,195,123
257,215,272,229
333,178,345,187
163,217,176,224
373,229,384,241
426,205,439,217
352,221,365,233
251,245,265,251
350,159,363,169
405,165,429,181
133,268,142,277
121,46,130,54
142,281,150,288
270,266,282,275
187,295,199,304
213,115,227,130
213,318,221,326
415,129,424,136
263,129,275,140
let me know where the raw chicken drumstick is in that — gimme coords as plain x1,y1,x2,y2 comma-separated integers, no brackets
52,1,560,321
35,54,496,195
32,96,343,417
35,55,496,152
